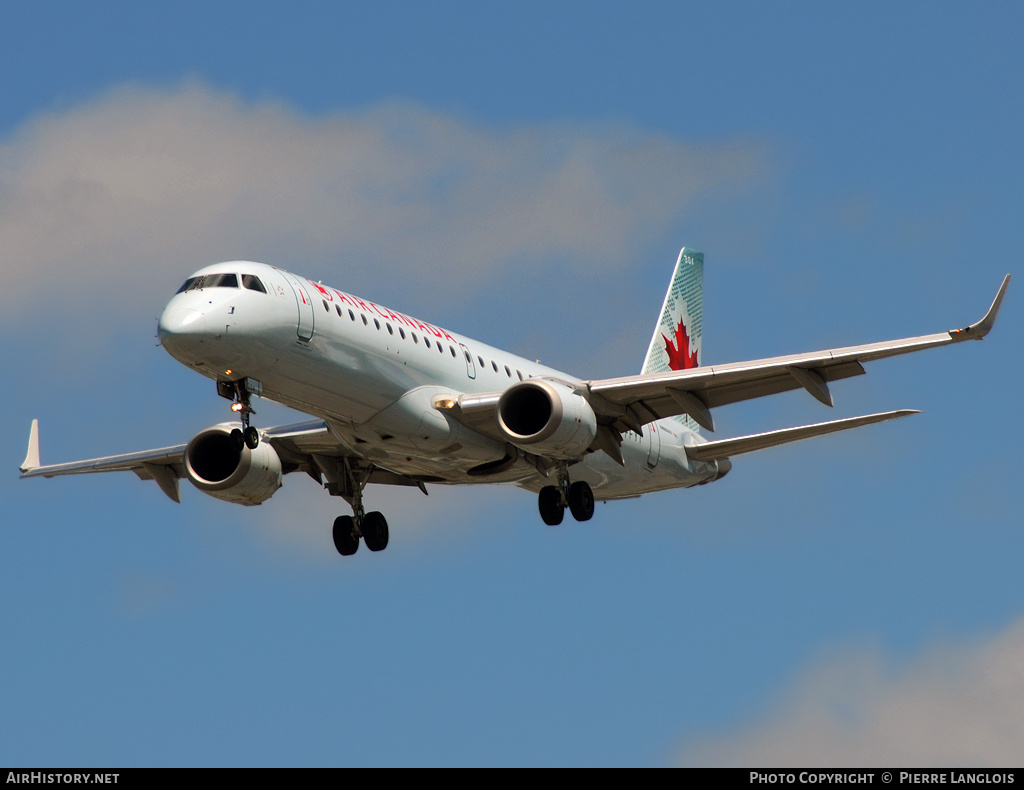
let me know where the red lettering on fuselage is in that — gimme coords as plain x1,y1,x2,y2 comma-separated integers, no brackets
305,277,459,344
370,302,393,320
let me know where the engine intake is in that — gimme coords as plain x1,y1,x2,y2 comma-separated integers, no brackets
185,425,283,505
497,380,597,459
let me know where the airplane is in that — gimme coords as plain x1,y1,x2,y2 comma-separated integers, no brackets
20,249,1010,556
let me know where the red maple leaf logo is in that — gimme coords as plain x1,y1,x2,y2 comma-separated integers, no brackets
310,281,332,300
662,319,698,371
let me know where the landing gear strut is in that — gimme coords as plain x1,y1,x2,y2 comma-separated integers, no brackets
538,465,594,525
330,459,389,556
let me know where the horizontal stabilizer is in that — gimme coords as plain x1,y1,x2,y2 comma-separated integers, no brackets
684,409,919,463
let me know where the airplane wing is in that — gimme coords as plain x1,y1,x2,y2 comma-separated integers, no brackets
19,419,190,501
447,276,1008,444
583,274,1010,434
19,418,423,503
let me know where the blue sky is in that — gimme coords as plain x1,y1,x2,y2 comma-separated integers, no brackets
2,2,1022,767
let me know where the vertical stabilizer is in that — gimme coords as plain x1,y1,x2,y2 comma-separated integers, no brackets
641,247,704,431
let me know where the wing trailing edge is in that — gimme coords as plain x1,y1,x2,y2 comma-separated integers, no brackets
684,409,919,463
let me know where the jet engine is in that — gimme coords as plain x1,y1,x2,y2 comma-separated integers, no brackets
497,380,598,459
184,425,283,505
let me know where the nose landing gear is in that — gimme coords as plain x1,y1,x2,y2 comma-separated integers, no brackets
218,379,260,450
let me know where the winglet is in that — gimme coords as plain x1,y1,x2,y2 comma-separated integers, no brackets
951,274,1011,340
21,419,40,473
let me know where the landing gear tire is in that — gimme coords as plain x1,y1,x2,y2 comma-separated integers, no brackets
332,515,359,556
539,486,565,526
243,425,260,449
362,511,389,552
230,428,245,451
567,481,595,522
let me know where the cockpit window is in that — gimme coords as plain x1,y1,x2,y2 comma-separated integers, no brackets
177,273,239,293
242,274,267,293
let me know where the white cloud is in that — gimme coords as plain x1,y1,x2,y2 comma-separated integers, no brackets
0,82,764,330
678,619,1024,767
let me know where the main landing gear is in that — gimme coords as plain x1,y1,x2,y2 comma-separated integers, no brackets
538,466,595,526
331,461,389,556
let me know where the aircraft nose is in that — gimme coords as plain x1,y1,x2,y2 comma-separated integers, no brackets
158,304,207,357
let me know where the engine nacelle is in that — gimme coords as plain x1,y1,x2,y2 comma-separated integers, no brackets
497,380,598,459
184,425,283,506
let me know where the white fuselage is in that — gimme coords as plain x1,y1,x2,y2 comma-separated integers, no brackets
157,261,720,500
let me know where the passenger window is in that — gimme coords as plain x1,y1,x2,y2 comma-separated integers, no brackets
412,333,418,344
424,337,431,349
323,300,329,311
349,310,356,321
374,319,381,330
242,275,267,293
362,315,368,326
477,356,484,367
387,324,393,335
451,347,457,358
399,328,406,340
505,365,511,377
517,370,523,381
491,361,498,372
335,305,342,316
